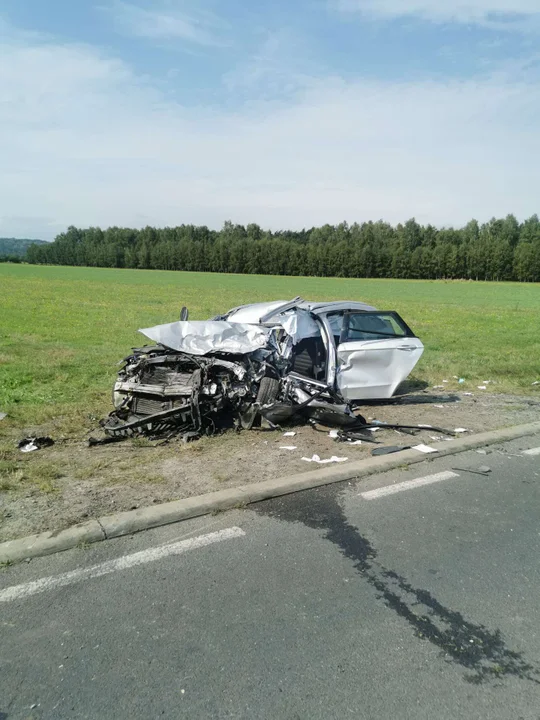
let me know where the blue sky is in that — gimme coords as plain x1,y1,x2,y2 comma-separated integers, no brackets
1,0,539,239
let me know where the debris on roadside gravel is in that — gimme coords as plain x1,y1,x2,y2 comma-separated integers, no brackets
301,454,348,464
18,436,54,453
412,444,438,453
372,445,410,456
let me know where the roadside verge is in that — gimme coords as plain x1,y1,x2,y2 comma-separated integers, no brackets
2,420,540,564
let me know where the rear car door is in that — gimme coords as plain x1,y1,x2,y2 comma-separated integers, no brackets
334,311,424,400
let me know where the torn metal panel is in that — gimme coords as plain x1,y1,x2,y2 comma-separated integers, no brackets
138,321,270,356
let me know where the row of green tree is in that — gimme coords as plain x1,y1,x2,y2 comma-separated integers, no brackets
25,215,540,281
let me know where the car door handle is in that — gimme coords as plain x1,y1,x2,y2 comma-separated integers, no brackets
397,345,417,351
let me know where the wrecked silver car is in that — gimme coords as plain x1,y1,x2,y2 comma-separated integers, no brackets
100,298,424,441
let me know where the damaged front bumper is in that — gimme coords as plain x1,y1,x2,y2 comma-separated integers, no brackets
101,345,271,440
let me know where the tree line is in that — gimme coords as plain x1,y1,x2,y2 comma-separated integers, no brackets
24,215,540,281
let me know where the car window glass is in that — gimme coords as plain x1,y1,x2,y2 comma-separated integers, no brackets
344,313,408,342
326,313,344,339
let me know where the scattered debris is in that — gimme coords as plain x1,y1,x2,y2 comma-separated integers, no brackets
463,392,474,396
301,454,348,464
96,298,424,444
454,428,469,433
283,431,296,437
478,386,487,390
0,411,6,421
452,465,491,476
433,385,444,389
458,378,465,383
413,444,438,453
434,404,444,408
328,429,339,439
279,445,297,450
532,381,540,386
372,445,410,456
18,436,54,453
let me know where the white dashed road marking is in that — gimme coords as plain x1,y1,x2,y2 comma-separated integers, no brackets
360,471,460,500
523,447,540,456
0,527,246,603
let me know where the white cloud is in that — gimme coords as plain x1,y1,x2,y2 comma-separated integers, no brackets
335,0,540,28
1,27,540,240
109,1,225,45
223,29,321,100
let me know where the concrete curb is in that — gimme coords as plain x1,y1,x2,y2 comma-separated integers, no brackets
2,420,540,564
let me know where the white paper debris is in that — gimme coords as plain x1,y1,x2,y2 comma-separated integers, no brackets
328,429,339,439
434,404,444,409
283,431,296,437
433,385,444,389
482,380,490,384
412,444,439,454
463,392,473,396
369,427,381,433
301,454,348,464
279,446,297,450
532,381,540,386
0,412,7,421
454,428,468,433
347,440,363,445
478,385,487,390
429,435,444,441
418,424,432,428
442,380,449,383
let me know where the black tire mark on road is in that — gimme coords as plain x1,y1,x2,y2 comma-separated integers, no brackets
254,486,540,685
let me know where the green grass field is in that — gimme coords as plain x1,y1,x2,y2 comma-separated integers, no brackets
1,263,540,429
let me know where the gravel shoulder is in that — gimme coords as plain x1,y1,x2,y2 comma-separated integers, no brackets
1,390,539,541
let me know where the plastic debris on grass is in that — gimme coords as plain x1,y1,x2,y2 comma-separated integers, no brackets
18,436,54,453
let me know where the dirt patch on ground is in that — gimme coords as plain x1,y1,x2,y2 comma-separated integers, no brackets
1,391,539,542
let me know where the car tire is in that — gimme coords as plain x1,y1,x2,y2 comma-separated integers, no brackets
256,377,280,405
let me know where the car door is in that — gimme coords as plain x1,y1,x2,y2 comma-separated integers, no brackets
333,311,424,400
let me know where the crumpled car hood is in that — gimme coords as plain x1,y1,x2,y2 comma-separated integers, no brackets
138,320,270,356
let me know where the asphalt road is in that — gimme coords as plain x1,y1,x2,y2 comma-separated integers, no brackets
1,434,540,719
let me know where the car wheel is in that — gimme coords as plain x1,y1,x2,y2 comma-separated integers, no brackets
256,376,280,405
